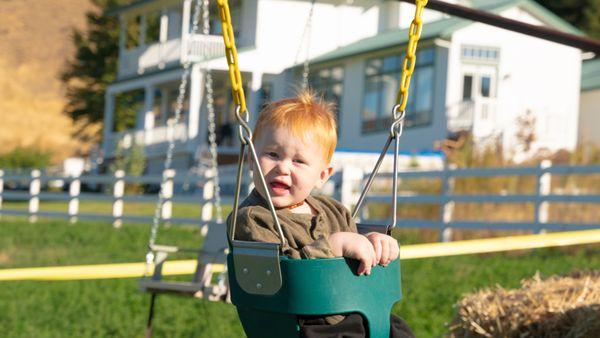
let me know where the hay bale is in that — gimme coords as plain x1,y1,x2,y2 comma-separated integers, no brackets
448,271,600,338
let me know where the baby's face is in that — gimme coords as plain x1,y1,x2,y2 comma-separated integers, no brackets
252,125,333,208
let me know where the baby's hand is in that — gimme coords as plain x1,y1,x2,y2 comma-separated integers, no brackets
365,232,399,267
327,232,376,275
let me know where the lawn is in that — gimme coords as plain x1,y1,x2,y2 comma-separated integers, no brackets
0,218,598,337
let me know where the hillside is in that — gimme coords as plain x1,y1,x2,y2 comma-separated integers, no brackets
0,0,98,162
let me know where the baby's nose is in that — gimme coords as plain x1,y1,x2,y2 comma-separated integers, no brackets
275,160,291,174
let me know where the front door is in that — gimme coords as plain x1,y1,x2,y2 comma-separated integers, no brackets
461,64,497,137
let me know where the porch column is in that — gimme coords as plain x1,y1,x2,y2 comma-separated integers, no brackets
159,8,169,69
118,15,126,67
143,85,155,144
181,0,192,63
102,91,116,158
189,64,205,146
248,71,263,127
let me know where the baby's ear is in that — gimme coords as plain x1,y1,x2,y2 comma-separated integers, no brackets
316,165,334,188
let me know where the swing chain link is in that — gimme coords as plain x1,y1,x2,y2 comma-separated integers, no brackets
144,0,203,274
294,0,316,90
396,0,428,112
217,0,248,117
202,0,223,224
352,0,427,226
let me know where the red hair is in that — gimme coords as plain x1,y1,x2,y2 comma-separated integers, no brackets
253,90,337,163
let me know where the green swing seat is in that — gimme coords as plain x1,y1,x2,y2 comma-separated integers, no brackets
227,226,402,338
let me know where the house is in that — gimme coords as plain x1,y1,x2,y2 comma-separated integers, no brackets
102,0,584,172
579,57,600,147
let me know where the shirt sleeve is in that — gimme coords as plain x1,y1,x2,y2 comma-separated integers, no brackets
300,235,334,259
230,207,336,259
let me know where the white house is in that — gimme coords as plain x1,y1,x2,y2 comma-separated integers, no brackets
579,57,600,147
102,0,584,172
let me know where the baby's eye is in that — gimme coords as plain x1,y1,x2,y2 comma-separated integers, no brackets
266,152,278,158
293,158,306,164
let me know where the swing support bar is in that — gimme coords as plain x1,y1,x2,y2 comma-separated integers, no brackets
398,0,600,54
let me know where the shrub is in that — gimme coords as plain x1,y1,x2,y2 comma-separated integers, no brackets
0,146,53,169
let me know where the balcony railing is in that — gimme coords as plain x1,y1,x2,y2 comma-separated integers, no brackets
446,98,498,137
105,123,189,157
184,34,226,63
118,34,225,78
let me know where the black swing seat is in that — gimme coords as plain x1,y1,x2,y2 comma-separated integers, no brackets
139,221,229,300
228,223,402,338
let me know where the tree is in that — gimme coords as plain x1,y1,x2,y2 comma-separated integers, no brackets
534,0,600,38
61,0,130,142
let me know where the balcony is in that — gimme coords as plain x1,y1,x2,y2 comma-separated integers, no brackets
118,34,225,79
447,98,498,137
106,123,190,158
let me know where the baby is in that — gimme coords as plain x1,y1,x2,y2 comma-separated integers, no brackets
228,91,413,337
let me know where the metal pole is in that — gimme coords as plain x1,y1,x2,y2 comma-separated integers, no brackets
397,0,600,53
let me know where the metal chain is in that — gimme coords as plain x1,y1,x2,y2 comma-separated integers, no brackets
202,0,223,223
217,0,286,245
216,0,248,115
395,0,428,113
145,0,203,274
352,0,428,229
293,0,316,90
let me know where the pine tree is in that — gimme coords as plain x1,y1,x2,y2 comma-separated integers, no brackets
61,0,131,141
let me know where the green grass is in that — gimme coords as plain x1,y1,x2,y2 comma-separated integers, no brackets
1,219,598,337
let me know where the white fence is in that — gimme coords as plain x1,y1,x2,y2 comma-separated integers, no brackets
1,162,599,242
341,161,600,241
0,167,245,228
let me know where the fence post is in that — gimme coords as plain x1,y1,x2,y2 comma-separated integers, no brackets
340,166,364,212
0,170,3,219
112,170,125,228
161,169,175,227
68,173,81,224
29,170,41,223
535,160,552,234
201,168,215,236
439,163,456,242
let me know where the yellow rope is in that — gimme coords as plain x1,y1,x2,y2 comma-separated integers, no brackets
2,229,598,281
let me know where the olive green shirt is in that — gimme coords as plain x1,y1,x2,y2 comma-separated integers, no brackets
228,189,358,259
227,189,358,325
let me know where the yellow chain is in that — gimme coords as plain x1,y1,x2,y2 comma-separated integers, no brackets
217,0,247,115
396,0,428,112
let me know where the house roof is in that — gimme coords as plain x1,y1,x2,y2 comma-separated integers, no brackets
310,0,581,65
582,58,600,91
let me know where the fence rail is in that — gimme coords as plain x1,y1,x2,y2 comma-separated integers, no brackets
1,162,599,241
0,167,244,227
339,160,600,241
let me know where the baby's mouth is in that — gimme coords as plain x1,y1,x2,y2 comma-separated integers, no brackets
270,181,290,195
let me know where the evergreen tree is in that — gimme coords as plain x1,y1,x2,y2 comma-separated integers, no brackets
61,0,131,141
534,0,600,38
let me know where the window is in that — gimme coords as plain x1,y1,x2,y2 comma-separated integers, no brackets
308,66,344,125
361,48,435,133
461,45,500,63
189,0,240,36
114,89,145,132
145,10,161,44
125,15,142,49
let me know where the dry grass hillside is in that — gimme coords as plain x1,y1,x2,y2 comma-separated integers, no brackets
0,0,98,163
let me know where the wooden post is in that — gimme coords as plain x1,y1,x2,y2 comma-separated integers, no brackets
340,166,364,213
439,164,456,242
0,170,4,219
113,170,125,228
201,168,215,236
68,173,81,224
535,160,552,234
161,169,175,227
29,170,41,223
